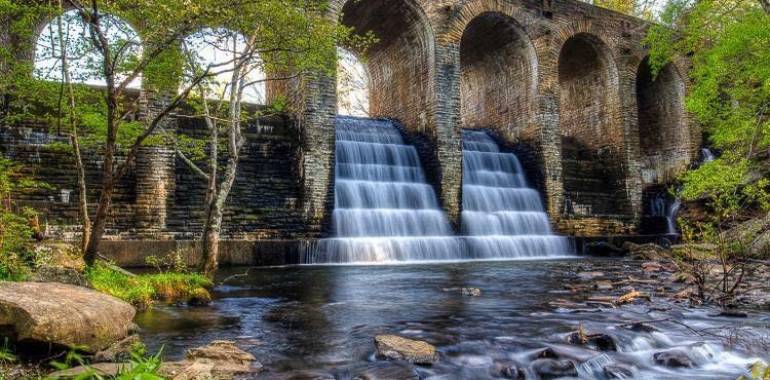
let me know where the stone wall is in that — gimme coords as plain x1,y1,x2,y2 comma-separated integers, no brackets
3,0,702,241
0,113,309,242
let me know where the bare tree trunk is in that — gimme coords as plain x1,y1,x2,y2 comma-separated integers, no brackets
72,132,91,251
202,203,223,277
199,47,245,278
84,2,119,264
57,0,91,251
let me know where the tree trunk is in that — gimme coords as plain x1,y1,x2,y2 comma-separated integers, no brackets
84,5,118,265
201,205,222,278
71,134,91,251
57,1,91,252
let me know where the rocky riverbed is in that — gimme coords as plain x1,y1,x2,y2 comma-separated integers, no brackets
128,258,770,379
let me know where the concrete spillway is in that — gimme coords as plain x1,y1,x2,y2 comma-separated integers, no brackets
303,118,572,264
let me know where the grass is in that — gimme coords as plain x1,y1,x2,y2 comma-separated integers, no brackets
86,262,212,309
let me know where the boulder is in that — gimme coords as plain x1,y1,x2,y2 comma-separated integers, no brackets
374,335,438,364
566,331,617,351
94,335,142,363
52,340,261,379
30,265,89,287
495,362,523,379
603,364,634,378
653,350,694,368
530,358,577,379
0,282,135,353
183,340,259,376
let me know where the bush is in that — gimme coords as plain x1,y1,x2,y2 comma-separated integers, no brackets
0,158,41,281
86,262,212,309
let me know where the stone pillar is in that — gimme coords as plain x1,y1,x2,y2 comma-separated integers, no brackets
432,43,464,227
134,146,175,234
134,90,177,235
297,73,336,236
617,58,644,220
537,93,565,221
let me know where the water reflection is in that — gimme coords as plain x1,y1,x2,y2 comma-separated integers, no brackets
137,259,769,379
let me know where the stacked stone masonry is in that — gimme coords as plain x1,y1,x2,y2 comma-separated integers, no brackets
2,0,700,252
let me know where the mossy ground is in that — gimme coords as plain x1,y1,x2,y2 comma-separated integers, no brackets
86,262,212,309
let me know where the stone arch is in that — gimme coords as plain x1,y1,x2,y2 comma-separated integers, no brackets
333,0,436,133
458,11,538,142
336,47,371,116
557,32,629,217
33,9,144,89
636,57,689,185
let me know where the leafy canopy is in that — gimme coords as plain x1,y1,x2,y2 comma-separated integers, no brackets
644,0,770,214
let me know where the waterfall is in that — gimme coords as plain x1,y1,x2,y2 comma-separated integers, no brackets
701,148,716,163
666,199,682,235
461,130,572,258
305,117,462,263
303,119,573,264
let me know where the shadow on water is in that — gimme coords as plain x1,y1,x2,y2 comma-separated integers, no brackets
136,259,770,379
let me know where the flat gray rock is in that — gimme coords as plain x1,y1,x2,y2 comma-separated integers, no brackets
0,281,135,353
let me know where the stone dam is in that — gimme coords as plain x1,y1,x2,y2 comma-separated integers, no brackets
1,0,698,265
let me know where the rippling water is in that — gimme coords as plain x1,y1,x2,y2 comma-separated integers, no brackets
136,259,770,379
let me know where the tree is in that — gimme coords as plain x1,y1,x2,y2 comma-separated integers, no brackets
170,12,366,276
582,0,666,19
2,0,352,270
645,0,769,205
644,0,770,303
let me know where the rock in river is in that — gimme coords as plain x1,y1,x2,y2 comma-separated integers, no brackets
0,281,135,353
374,335,438,364
52,340,262,379
653,349,695,368
530,358,578,379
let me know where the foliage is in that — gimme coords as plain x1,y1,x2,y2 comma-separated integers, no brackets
86,261,212,309
0,158,43,281
645,0,770,208
0,338,16,365
737,361,770,380
1,0,359,263
145,250,189,274
645,2,770,305
48,343,164,380
582,0,666,19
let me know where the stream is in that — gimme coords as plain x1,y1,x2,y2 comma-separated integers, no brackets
136,258,770,379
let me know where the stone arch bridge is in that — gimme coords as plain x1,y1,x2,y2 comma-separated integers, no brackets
298,0,697,236
1,0,698,263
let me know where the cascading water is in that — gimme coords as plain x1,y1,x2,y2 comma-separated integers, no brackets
304,117,462,263
461,130,572,258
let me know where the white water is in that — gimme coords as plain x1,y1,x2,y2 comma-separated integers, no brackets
306,117,463,263
666,199,682,235
461,130,572,258
304,118,572,264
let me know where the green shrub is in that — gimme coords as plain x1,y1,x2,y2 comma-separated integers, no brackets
48,342,164,380
0,158,41,282
86,262,212,309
